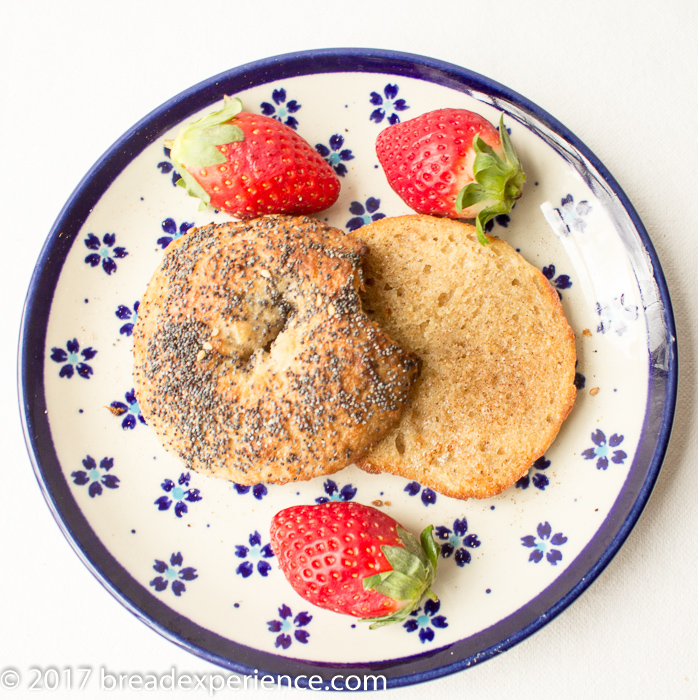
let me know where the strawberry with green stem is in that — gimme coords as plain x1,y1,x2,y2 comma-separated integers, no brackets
167,96,340,219
375,108,525,244
270,501,440,628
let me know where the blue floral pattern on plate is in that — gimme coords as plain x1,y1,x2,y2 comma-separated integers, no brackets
516,456,552,491
150,552,198,596
115,301,139,336
435,518,481,565
71,456,119,498
595,295,639,336
315,135,354,177
260,88,301,130
50,339,97,379
582,430,627,470
346,198,385,231
315,479,357,503
158,218,193,250
155,473,202,517
157,146,179,185
235,531,274,578
109,389,145,429
557,194,592,234
84,233,128,274
521,522,568,565
484,213,511,232
404,482,437,506
232,483,268,500
267,605,312,649
369,84,409,125
404,599,448,643
542,264,572,295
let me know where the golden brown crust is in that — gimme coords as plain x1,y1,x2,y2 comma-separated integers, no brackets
351,215,577,500
133,215,421,485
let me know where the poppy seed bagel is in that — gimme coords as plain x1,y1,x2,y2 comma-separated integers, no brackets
351,214,577,499
133,214,421,485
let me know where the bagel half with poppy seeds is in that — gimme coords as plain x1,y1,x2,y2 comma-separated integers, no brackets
133,214,421,485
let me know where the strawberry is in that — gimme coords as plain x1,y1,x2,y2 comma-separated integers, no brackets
270,501,440,628
375,108,526,244
168,96,340,219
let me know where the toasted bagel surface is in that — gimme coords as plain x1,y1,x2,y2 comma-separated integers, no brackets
351,215,577,499
133,215,421,485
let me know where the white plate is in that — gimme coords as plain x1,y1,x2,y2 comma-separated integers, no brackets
19,49,677,689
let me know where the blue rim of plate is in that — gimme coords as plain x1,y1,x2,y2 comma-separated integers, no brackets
18,48,677,689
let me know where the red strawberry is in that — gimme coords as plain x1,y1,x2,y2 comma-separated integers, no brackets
168,96,340,219
270,501,440,628
375,108,526,244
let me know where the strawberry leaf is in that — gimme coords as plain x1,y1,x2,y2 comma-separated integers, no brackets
196,95,243,129
396,525,429,566
362,524,440,629
420,525,440,570
364,570,424,602
456,183,491,210
382,545,427,579
168,95,246,208
455,114,526,245
175,171,211,208
174,122,244,169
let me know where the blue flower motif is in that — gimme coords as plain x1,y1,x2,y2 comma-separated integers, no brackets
109,389,146,429
115,301,140,336
315,135,354,177
516,456,552,491
260,88,301,130
315,479,357,504
435,518,481,566
557,194,592,234
157,145,180,186
369,84,409,125
157,218,194,250
403,598,447,643
346,198,386,231
484,214,511,232
595,295,639,336
582,430,627,470
267,605,312,649
155,472,202,518
84,232,128,275
50,339,97,379
521,522,568,565
150,552,198,596
542,264,572,296
235,531,275,578
232,483,268,500
404,481,437,506
71,455,119,498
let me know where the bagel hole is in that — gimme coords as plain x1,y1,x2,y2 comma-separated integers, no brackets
237,299,295,364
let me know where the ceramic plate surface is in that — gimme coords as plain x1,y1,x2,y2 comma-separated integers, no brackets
20,49,677,689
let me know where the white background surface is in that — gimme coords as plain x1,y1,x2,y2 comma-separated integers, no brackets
2,1,696,698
